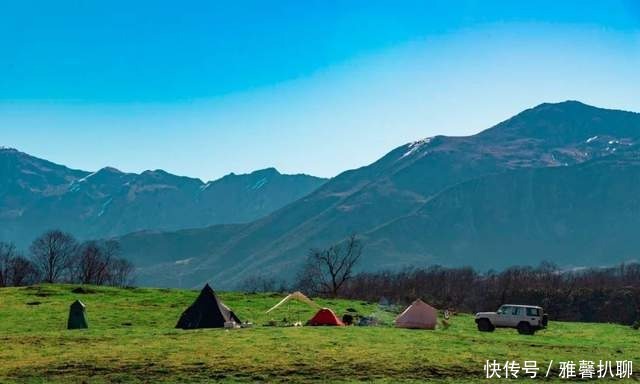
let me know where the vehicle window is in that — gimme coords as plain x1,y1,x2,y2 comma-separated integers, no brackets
526,308,540,316
498,306,511,314
512,307,522,316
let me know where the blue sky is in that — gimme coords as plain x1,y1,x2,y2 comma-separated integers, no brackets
1,1,639,180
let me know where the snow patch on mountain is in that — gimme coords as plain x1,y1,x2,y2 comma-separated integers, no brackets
76,171,98,184
251,177,268,190
175,258,194,265
402,137,432,158
98,198,113,217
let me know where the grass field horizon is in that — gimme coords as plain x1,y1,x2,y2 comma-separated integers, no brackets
1,284,638,383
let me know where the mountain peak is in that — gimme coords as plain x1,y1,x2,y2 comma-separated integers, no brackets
478,100,640,142
219,167,281,181
534,100,590,109
141,169,168,176
97,166,123,174
73,166,127,185
251,167,280,176
526,100,602,115
0,147,30,158
140,169,182,179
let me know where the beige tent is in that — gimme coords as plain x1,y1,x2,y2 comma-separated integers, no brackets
265,291,320,325
395,299,438,329
266,291,318,313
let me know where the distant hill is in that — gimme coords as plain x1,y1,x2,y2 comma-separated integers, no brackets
0,149,326,247
117,101,640,288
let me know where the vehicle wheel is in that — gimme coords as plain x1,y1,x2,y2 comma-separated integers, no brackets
517,322,534,335
477,319,495,332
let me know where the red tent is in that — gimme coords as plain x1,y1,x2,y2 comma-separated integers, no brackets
307,308,344,326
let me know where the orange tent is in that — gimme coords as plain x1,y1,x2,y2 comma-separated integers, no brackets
395,299,438,329
307,308,344,326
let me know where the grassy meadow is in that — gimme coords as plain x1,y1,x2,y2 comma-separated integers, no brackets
0,284,638,383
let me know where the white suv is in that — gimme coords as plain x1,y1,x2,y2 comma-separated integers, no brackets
475,304,547,335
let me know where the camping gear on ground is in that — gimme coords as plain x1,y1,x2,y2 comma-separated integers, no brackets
307,308,344,326
266,291,319,326
67,300,88,329
342,313,354,325
395,299,438,330
357,315,379,326
176,283,241,329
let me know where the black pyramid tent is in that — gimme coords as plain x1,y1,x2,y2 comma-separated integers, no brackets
67,300,88,329
176,283,241,329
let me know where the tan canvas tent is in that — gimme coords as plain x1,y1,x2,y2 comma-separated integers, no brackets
266,291,318,313
266,291,320,325
395,299,438,329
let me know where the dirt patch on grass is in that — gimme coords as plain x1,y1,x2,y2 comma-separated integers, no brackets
31,289,57,297
71,287,96,294
23,285,61,297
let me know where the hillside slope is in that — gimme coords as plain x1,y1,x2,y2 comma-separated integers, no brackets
120,101,640,288
363,153,640,269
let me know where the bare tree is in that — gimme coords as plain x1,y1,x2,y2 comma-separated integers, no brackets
70,239,134,287
107,257,135,287
7,256,39,286
0,242,39,287
0,242,17,287
30,230,78,283
3,233,134,287
102,240,121,260
296,234,363,297
73,241,112,285
101,240,135,287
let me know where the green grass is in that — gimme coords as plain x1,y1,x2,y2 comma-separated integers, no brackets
0,285,638,383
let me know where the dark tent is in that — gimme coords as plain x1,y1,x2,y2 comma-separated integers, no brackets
176,283,241,329
67,300,88,329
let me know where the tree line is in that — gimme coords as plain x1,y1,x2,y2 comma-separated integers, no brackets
0,230,134,288
243,234,640,325
340,263,640,325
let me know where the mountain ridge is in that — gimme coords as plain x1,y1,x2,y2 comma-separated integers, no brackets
117,101,640,288
0,148,327,247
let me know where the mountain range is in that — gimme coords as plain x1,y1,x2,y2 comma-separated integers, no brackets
115,101,640,288
0,150,326,248
4,101,640,289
